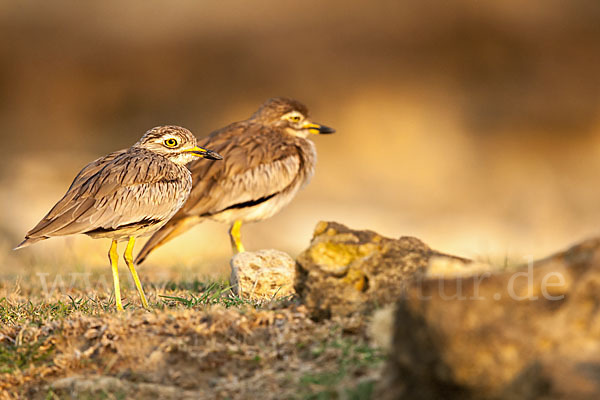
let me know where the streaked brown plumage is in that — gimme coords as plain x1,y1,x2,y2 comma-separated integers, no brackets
16,125,222,310
135,98,334,264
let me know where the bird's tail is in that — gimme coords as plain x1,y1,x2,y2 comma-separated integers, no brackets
135,216,201,264
14,236,47,250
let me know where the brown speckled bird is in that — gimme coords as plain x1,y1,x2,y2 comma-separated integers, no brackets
135,97,334,264
15,126,222,311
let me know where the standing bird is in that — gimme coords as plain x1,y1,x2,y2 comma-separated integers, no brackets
15,126,223,311
135,97,334,264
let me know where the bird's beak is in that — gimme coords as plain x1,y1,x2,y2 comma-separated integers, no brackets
184,146,223,160
303,122,336,135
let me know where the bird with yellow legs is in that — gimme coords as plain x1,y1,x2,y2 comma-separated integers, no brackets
135,98,335,264
15,126,222,311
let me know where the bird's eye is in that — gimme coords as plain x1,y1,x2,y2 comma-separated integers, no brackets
288,115,301,123
164,138,179,148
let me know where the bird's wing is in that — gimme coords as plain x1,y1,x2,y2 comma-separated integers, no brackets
133,123,303,264
39,149,126,222
181,122,303,217
24,149,188,239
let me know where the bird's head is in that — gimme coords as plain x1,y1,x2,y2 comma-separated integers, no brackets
251,97,335,138
135,125,223,165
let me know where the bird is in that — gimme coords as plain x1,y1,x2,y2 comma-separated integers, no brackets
135,97,334,264
15,126,223,311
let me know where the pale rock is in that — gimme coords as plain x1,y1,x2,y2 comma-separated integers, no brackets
230,249,295,300
367,304,396,352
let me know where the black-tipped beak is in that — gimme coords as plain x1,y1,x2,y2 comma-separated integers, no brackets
187,146,223,160
317,124,335,134
305,123,336,135
200,149,223,160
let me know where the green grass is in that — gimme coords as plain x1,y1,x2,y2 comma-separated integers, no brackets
0,279,295,327
158,280,295,309
0,334,54,374
0,296,120,325
296,335,386,400
158,281,253,308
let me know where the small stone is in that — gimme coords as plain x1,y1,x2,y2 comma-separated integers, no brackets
230,249,295,300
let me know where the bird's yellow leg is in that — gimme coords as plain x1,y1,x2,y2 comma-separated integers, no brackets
123,237,149,309
109,240,124,312
229,220,245,254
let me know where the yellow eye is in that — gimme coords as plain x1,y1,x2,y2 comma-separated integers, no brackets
164,138,178,148
288,115,301,123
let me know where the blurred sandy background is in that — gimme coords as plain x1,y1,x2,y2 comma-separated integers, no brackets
1,0,600,281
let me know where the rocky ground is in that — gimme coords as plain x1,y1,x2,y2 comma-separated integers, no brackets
380,237,600,400
2,221,600,399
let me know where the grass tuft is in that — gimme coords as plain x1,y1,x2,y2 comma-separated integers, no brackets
296,336,385,399
0,334,54,374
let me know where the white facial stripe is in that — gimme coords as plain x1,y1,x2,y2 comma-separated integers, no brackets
282,111,304,122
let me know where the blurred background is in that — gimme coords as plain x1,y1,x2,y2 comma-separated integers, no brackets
1,0,600,281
